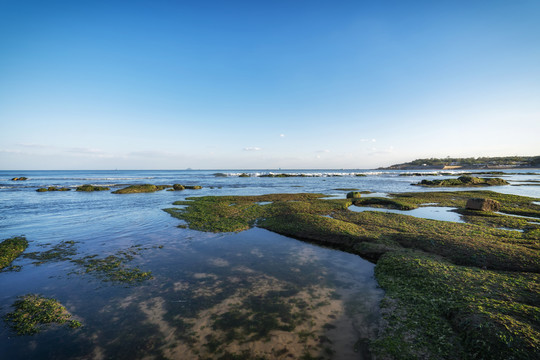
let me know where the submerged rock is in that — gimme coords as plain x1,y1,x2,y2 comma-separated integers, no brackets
466,198,501,212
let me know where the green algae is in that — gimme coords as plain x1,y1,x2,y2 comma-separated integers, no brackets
76,184,110,191
23,240,78,265
3,294,82,335
72,245,153,284
164,191,540,359
415,176,509,187
0,236,28,271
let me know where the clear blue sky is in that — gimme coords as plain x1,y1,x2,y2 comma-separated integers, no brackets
1,0,539,169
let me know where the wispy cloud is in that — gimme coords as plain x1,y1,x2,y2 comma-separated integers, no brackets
360,138,376,143
316,149,330,153
279,134,285,138
243,147,262,151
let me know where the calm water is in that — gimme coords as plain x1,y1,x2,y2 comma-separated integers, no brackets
1,169,538,359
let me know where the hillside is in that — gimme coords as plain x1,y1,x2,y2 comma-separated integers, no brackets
382,156,540,170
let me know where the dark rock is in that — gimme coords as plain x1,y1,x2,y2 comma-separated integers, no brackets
346,192,362,199
466,198,501,212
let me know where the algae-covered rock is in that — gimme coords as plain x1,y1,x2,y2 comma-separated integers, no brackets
11,177,28,181
76,185,110,192
346,192,362,199
184,185,202,190
239,173,250,177
36,187,71,192
466,198,501,212
416,176,509,187
112,184,170,194
173,184,185,190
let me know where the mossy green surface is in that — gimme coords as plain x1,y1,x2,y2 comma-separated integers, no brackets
3,294,81,335
164,190,540,359
76,184,110,192
0,236,28,270
415,176,509,187
112,184,170,194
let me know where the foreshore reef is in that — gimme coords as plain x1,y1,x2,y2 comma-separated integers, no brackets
165,191,540,359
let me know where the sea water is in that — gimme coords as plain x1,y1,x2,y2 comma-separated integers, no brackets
0,169,538,359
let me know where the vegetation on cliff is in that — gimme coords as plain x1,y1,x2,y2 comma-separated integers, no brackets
384,155,540,169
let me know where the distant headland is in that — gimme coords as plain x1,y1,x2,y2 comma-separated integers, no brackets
380,156,540,170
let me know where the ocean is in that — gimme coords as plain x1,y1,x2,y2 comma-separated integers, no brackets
0,169,538,359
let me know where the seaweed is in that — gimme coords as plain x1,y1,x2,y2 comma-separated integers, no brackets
3,294,82,335
0,236,28,270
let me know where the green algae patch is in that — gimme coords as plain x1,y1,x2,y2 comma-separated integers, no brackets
415,176,509,187
165,191,540,359
3,294,82,335
0,236,28,271
23,240,78,265
72,245,153,284
166,193,331,233
373,252,539,360
112,184,170,194
76,184,110,191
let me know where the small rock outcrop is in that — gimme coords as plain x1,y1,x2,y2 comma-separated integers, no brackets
11,177,28,181
346,192,362,199
76,185,110,192
466,198,501,212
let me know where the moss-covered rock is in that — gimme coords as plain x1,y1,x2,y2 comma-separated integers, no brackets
465,198,501,212
416,176,509,187
346,191,362,199
0,236,28,270
11,177,28,181
76,184,110,192
184,185,202,190
36,187,71,192
112,184,170,194
3,294,82,335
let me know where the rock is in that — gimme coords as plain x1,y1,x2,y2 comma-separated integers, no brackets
466,198,501,212
76,185,110,192
11,177,28,181
346,192,362,199
172,184,185,191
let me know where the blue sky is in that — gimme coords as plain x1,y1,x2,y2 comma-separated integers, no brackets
1,0,539,169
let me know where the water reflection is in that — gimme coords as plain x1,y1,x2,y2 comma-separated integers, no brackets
1,228,383,359
349,205,465,223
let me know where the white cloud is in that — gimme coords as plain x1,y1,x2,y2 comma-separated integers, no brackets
279,134,285,138
243,147,261,151
360,138,376,143
316,149,330,153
